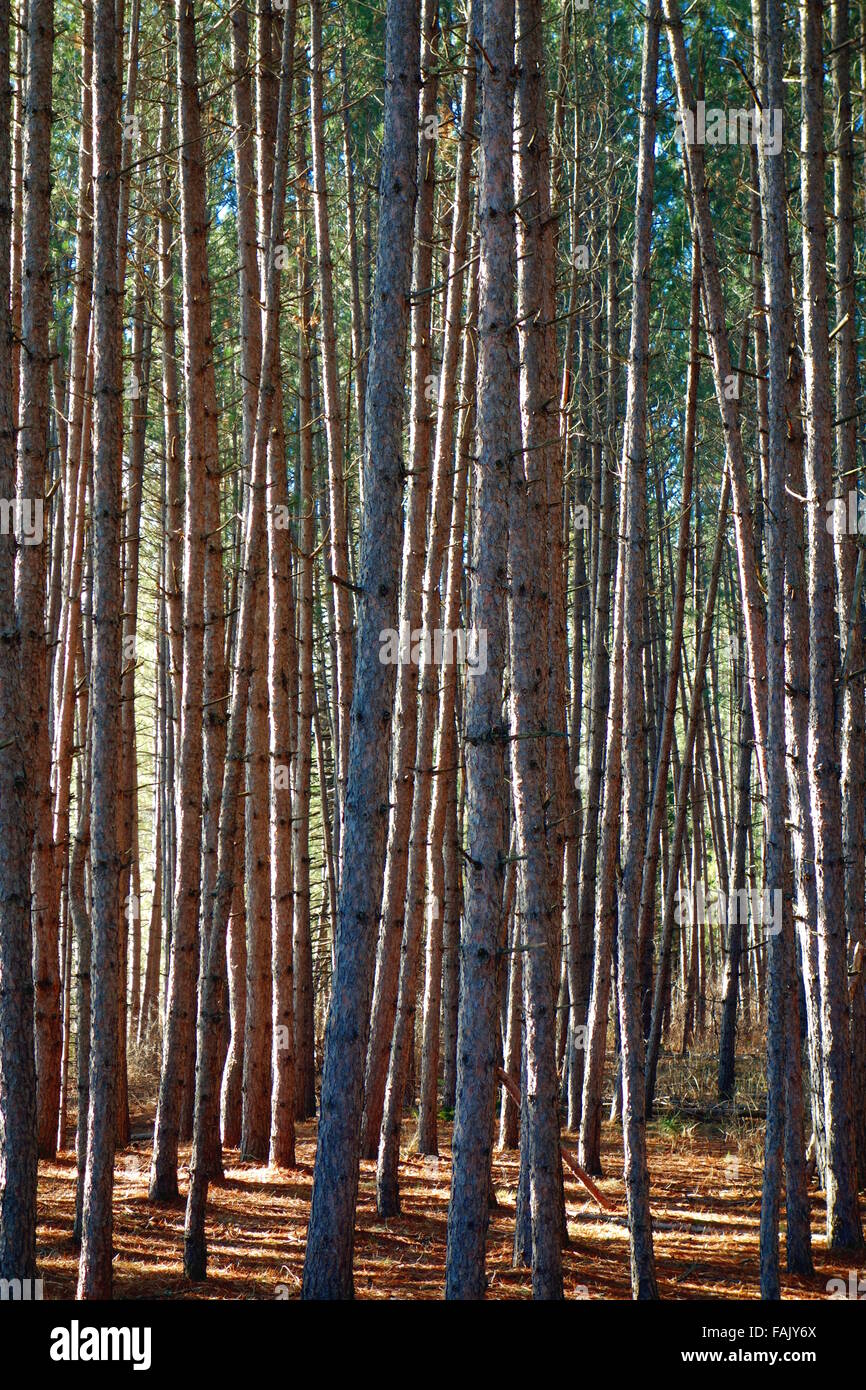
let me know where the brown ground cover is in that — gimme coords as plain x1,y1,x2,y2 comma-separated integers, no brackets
35,1094,846,1300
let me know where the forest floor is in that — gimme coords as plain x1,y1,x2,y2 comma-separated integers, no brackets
35,1049,851,1300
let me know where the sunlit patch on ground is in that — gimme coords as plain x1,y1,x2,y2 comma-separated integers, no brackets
36,1100,840,1300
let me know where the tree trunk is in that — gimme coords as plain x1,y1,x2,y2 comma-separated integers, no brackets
18,0,57,1167
830,0,866,1187
362,0,440,1167
0,0,39,1281
310,0,353,830
445,0,515,1300
150,0,216,1203
184,0,298,1280
78,0,122,1297
292,113,317,1121
800,0,862,1252
300,0,421,1299
613,0,660,1300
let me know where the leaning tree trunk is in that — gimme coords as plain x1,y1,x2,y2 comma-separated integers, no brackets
662,0,768,798
645,463,735,1113
639,240,699,1053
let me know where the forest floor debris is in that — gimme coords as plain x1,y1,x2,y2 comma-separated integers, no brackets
35,1107,844,1300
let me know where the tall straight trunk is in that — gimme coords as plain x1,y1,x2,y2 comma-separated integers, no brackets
782,877,813,1276
310,0,353,828
587,209,603,617
445,0,516,1301
362,0,440,1164
150,0,217,1202
218,0,260,1151
158,5,183,712
139,766,162,1044
567,213,617,1131
563,264,589,1102
120,297,151,1057
240,17,279,1149
831,0,866,1184
9,0,25,422
267,357,297,1171
502,0,564,1299
112,0,143,1151
0,0,39,1281
799,0,862,1251
184,0,298,1281
72,692,91,1242
78,0,122,1298
18,0,56,1166
758,0,793,1300
239,6,277,1164
538,25,568,1003
376,0,468,1216
220,880,245,1146
55,824,72,1150
579,479,627,1175
499,912,522,1150
718,674,753,1099
749,0,814,1279
576,112,625,1137
857,0,866,1178
301,0,420,1300
144,530,168,1046
115,0,140,295
563,278,589,1120
416,196,479,1157
230,0,261,467
194,26,230,1159
613,0,660,1301
243,622,273,1159
47,2,93,1157
340,45,367,494
441,724,462,1111
441,320,478,1121
750,0,824,1174
292,114,317,1121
